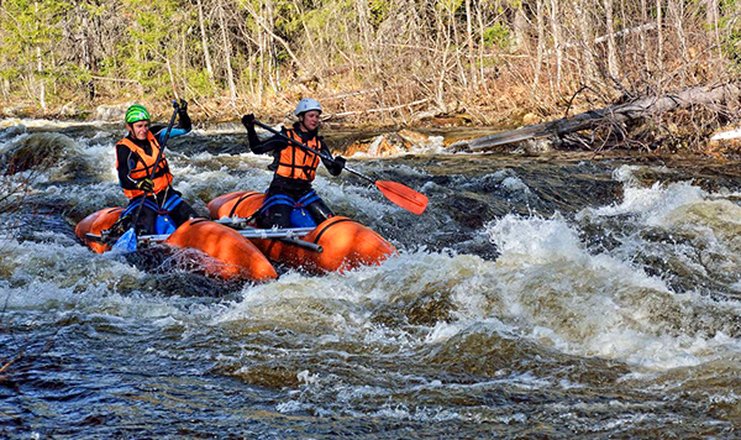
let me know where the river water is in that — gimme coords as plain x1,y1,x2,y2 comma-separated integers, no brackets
1,120,739,438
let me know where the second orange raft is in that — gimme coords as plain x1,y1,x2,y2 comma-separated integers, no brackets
207,191,396,273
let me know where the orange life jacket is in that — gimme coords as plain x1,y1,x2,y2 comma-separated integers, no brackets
275,129,321,182
116,131,173,199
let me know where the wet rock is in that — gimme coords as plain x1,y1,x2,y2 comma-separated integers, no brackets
0,132,91,180
345,135,402,157
233,364,301,388
707,126,741,157
59,102,79,118
522,112,540,125
95,104,128,121
344,130,442,157
397,129,430,146
513,138,553,155
0,123,26,141
425,113,475,126
1,133,69,175
444,192,498,229
405,290,455,325
368,135,401,156
343,139,367,156
447,139,471,152
2,106,28,118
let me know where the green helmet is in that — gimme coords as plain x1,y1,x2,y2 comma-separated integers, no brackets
125,104,151,124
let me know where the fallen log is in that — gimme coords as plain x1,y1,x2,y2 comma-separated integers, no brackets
451,82,740,152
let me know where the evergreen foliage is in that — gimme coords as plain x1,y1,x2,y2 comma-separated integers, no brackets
0,0,736,121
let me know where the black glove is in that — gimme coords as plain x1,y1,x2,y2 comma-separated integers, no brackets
136,178,154,193
241,114,255,130
176,99,192,130
327,155,346,176
177,99,189,118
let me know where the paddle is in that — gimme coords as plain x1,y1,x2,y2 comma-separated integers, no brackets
90,226,322,253
252,120,428,215
112,100,180,253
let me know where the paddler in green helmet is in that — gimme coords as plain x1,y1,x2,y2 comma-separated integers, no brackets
113,101,198,235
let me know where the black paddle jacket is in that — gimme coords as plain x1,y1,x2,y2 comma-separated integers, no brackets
246,122,343,195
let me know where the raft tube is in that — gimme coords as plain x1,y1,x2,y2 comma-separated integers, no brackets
74,208,277,281
207,191,396,273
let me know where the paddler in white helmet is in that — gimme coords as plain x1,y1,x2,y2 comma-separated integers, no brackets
241,98,346,228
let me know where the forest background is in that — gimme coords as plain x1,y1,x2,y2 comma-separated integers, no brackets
0,0,738,150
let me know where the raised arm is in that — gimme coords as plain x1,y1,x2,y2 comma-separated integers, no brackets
152,99,192,143
242,114,288,154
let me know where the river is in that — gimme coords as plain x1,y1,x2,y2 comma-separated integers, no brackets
1,119,739,438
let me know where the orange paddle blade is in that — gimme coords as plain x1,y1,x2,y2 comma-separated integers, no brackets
375,180,428,215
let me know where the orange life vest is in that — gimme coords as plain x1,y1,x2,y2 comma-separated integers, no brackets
116,131,173,199
275,129,321,182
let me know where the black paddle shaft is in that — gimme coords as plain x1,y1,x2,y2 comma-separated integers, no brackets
253,120,375,185
127,100,181,230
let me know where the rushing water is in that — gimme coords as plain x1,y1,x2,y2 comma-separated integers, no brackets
1,120,739,438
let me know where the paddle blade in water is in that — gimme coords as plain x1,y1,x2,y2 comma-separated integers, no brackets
112,228,137,253
375,180,428,215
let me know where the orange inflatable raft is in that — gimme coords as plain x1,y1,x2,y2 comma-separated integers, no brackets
207,191,397,273
75,208,277,281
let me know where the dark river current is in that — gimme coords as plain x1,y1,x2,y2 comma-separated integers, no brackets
1,119,739,438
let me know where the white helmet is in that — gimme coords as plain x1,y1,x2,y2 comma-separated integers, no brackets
294,98,322,116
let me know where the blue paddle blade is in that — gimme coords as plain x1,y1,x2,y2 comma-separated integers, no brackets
112,228,137,253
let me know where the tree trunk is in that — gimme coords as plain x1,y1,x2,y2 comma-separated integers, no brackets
705,0,721,55
244,0,301,72
549,0,562,92
165,57,177,99
434,6,449,112
218,1,236,107
2,79,9,101
512,4,529,52
668,0,687,63
197,0,215,83
534,0,545,89
452,83,741,151
80,13,96,100
640,0,650,71
575,0,596,82
656,0,664,77
449,1,467,88
34,2,46,111
604,0,619,79
36,47,46,111
475,2,487,93
464,0,476,88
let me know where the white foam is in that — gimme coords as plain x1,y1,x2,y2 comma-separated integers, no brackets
489,212,586,266
424,321,463,344
480,212,741,371
501,176,531,193
587,180,707,226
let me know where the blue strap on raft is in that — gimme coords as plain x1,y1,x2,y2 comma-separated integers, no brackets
119,194,183,235
258,194,295,212
112,194,183,253
259,191,320,228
